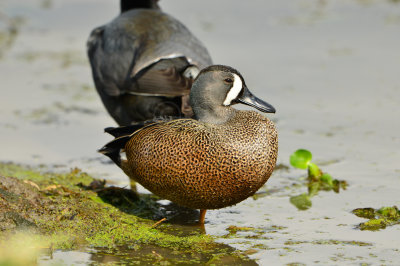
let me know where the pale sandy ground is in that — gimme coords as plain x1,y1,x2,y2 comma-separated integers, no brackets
1,0,399,264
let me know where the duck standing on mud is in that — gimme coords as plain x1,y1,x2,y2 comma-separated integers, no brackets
87,0,212,125
100,65,278,224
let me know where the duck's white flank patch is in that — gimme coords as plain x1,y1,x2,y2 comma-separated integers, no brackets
223,74,242,106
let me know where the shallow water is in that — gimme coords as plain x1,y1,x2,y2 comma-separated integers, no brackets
1,0,400,264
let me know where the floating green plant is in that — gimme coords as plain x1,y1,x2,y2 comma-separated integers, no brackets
352,206,400,231
289,149,347,210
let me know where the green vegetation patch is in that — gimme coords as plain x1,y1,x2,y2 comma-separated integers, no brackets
0,163,215,250
0,162,258,264
289,149,347,210
352,206,400,231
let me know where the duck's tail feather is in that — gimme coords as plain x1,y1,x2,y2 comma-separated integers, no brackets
100,118,173,166
98,136,131,167
100,120,161,166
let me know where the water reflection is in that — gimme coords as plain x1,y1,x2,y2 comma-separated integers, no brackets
40,243,258,265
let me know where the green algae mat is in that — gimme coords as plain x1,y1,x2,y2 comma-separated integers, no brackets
352,206,400,231
0,162,255,265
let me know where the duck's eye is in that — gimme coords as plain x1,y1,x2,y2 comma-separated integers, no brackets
224,78,233,84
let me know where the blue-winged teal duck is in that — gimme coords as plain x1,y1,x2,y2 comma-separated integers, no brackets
100,65,278,224
87,0,212,125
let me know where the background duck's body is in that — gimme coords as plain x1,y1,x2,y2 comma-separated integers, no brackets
87,1,212,125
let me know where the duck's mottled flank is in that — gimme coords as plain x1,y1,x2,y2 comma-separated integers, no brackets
121,111,278,209
100,64,278,220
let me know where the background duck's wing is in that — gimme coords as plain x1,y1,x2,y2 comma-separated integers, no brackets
87,9,212,98
127,10,212,79
131,57,192,97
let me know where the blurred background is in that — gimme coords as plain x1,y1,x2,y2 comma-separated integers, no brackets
1,0,399,264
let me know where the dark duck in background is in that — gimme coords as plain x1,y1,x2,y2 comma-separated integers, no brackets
87,0,212,125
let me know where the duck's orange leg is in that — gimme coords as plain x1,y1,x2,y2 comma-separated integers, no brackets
199,209,207,224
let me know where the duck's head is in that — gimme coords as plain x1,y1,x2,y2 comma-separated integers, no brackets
190,65,275,124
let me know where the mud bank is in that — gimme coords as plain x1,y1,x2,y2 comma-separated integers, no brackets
0,162,256,265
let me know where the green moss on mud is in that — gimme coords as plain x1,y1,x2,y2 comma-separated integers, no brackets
0,162,260,264
0,163,93,188
0,162,214,251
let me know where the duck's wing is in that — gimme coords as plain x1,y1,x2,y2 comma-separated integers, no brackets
131,57,193,97
127,10,212,79
87,9,212,99
87,26,193,98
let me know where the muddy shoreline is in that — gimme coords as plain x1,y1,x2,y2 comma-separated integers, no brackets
0,162,258,264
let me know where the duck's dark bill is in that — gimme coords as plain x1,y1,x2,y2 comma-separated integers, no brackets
235,87,276,113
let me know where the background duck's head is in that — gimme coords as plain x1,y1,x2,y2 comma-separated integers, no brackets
190,65,276,124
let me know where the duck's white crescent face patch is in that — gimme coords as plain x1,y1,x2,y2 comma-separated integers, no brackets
223,74,242,106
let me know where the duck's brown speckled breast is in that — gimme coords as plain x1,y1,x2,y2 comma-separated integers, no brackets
122,110,278,209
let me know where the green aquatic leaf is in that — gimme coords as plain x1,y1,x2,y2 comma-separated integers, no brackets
290,149,312,169
320,173,333,187
308,162,321,179
290,193,312,210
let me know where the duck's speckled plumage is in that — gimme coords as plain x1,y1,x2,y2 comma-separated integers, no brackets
121,111,277,209
100,65,278,222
